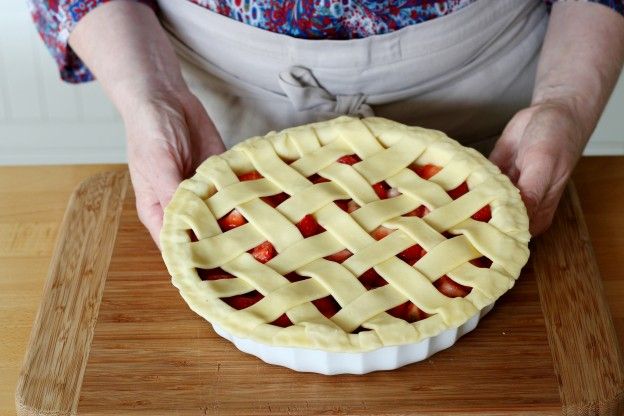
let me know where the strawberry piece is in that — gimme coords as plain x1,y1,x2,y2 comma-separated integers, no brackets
285,272,309,282
325,249,352,263
335,200,349,212
359,269,388,290
387,301,428,323
434,275,472,298
413,164,442,179
337,154,361,165
447,181,469,200
197,267,235,281
404,205,429,218
372,182,389,199
297,214,321,238
469,257,493,268
238,171,263,181
218,209,247,231
471,205,492,222
309,174,330,184
271,313,293,327
398,244,427,266
371,226,393,240
347,200,360,212
222,290,263,310
261,192,289,208
187,229,199,242
250,241,276,263
312,296,341,318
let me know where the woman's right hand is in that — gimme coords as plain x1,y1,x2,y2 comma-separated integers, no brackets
123,86,225,246
68,1,225,246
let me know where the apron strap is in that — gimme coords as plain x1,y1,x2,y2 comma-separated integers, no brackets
279,66,374,117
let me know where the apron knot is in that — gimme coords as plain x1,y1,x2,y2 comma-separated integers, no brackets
278,66,374,117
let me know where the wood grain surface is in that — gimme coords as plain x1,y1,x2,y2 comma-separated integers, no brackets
534,184,624,415
77,183,561,415
2,158,623,416
14,170,129,416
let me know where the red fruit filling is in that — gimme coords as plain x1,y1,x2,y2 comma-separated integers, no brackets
471,205,492,222
325,249,353,263
238,170,290,208
397,244,427,266
447,181,469,200
218,209,247,231
187,229,199,242
359,269,388,290
271,314,293,327
250,241,277,263
413,164,441,179
337,154,361,165
372,182,390,199
296,214,323,238
284,272,310,282
238,170,264,181
371,225,393,241
197,267,235,281
411,163,492,223
312,295,341,318
309,173,330,184
434,275,472,298
387,301,429,323
403,205,429,218
261,192,290,208
221,289,294,327
222,290,263,310
470,256,493,268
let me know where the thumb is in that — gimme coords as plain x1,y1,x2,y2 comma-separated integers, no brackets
147,145,185,211
514,154,552,226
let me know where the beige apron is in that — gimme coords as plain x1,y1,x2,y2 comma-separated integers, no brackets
157,0,548,154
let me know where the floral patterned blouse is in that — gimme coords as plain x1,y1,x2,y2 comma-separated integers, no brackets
27,0,624,83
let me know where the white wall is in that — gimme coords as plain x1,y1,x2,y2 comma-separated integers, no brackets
1,0,622,165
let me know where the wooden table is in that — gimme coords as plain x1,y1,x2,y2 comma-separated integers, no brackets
1,158,622,416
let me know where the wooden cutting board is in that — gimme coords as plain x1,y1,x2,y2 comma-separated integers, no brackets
15,170,624,415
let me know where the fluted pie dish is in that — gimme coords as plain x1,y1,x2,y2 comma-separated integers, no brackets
160,116,530,374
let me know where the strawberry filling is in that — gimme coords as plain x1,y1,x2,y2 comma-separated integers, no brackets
434,275,472,298
187,229,199,242
359,268,388,290
296,214,324,238
218,209,247,231
215,161,491,329
337,154,361,165
411,163,492,223
387,301,429,323
197,267,235,281
325,248,353,263
312,295,341,318
397,244,427,266
249,241,277,264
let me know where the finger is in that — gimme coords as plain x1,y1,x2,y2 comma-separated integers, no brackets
145,145,184,210
489,138,514,172
137,196,164,249
489,139,521,184
490,108,534,177
515,157,553,228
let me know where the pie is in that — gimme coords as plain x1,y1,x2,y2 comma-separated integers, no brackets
160,116,530,359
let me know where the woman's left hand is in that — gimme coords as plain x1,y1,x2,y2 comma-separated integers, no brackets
489,100,585,236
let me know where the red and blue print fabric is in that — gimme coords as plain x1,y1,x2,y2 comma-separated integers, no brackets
27,0,624,84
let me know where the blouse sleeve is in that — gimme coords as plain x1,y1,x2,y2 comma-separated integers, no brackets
545,0,624,16
27,0,157,84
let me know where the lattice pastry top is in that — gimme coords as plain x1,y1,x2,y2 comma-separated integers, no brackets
161,116,530,352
